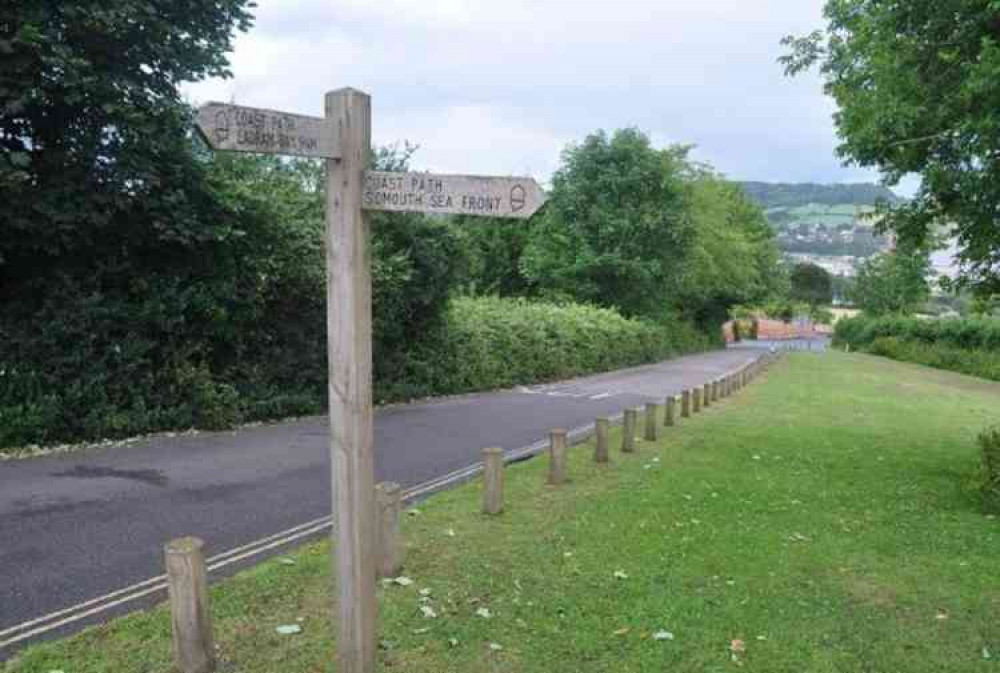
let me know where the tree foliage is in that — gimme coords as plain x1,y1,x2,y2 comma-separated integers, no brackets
1,0,255,274
790,262,833,306
781,1,1000,295
850,248,933,316
517,128,783,326
521,129,694,317
674,171,788,326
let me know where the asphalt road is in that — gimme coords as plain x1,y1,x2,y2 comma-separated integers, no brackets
0,345,775,655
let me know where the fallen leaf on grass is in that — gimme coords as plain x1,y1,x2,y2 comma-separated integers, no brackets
420,606,438,619
730,639,746,653
278,557,296,566
419,588,432,597
412,628,430,635
406,509,421,517
393,576,414,587
613,570,629,580
489,642,503,652
613,628,630,636
445,528,456,537
476,607,492,619
653,630,675,641
448,638,459,647
936,610,949,620
276,624,302,635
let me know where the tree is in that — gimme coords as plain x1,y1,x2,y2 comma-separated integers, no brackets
1,1,255,280
851,248,933,316
674,171,788,327
521,128,695,318
790,263,833,306
781,2,1000,295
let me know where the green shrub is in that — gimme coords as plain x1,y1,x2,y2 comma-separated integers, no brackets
978,426,1000,513
0,294,715,452
384,297,714,403
835,315,1000,352
836,315,1000,381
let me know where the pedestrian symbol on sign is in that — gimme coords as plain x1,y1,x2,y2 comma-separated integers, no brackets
213,109,230,143
510,184,526,213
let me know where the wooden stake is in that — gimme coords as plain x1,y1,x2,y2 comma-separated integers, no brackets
482,447,504,515
375,482,402,579
325,87,376,673
664,396,676,427
165,537,214,673
548,429,568,485
703,383,711,407
594,417,610,463
681,390,691,418
644,402,659,441
692,387,701,413
622,408,638,453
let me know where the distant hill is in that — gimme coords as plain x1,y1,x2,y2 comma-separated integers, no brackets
738,182,898,263
740,182,902,210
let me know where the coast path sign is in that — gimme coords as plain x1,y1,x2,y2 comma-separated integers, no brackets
195,102,339,159
364,171,546,219
195,90,546,673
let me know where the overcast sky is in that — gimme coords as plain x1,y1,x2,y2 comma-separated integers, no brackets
182,0,905,193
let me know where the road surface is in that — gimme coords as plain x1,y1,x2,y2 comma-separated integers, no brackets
0,344,777,654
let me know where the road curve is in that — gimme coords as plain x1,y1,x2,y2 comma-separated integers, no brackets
0,344,773,654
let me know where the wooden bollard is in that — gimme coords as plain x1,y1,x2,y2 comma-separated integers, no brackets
712,380,719,402
622,408,638,453
594,417,610,463
681,390,691,418
482,447,504,515
692,387,701,413
548,429,568,485
375,481,402,578
644,402,659,441
703,382,711,407
664,396,676,427
723,376,731,397
165,537,214,673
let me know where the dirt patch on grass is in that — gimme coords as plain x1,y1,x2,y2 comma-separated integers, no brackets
843,574,899,609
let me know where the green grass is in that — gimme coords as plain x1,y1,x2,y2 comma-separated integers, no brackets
7,353,1000,672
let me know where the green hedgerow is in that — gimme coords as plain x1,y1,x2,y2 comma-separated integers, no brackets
979,426,1000,513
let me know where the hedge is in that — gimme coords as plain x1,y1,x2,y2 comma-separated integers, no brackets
835,315,1000,352
384,297,714,402
0,296,715,452
835,315,1000,382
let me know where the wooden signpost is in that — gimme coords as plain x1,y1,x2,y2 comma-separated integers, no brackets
196,90,546,673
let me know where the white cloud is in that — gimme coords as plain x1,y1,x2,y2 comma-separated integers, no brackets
182,0,893,189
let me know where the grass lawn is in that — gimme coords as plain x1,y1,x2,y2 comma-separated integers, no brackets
7,352,1000,672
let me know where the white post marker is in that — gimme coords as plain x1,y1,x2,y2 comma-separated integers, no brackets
195,90,546,673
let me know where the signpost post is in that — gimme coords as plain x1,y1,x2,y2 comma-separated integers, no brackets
196,89,546,673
